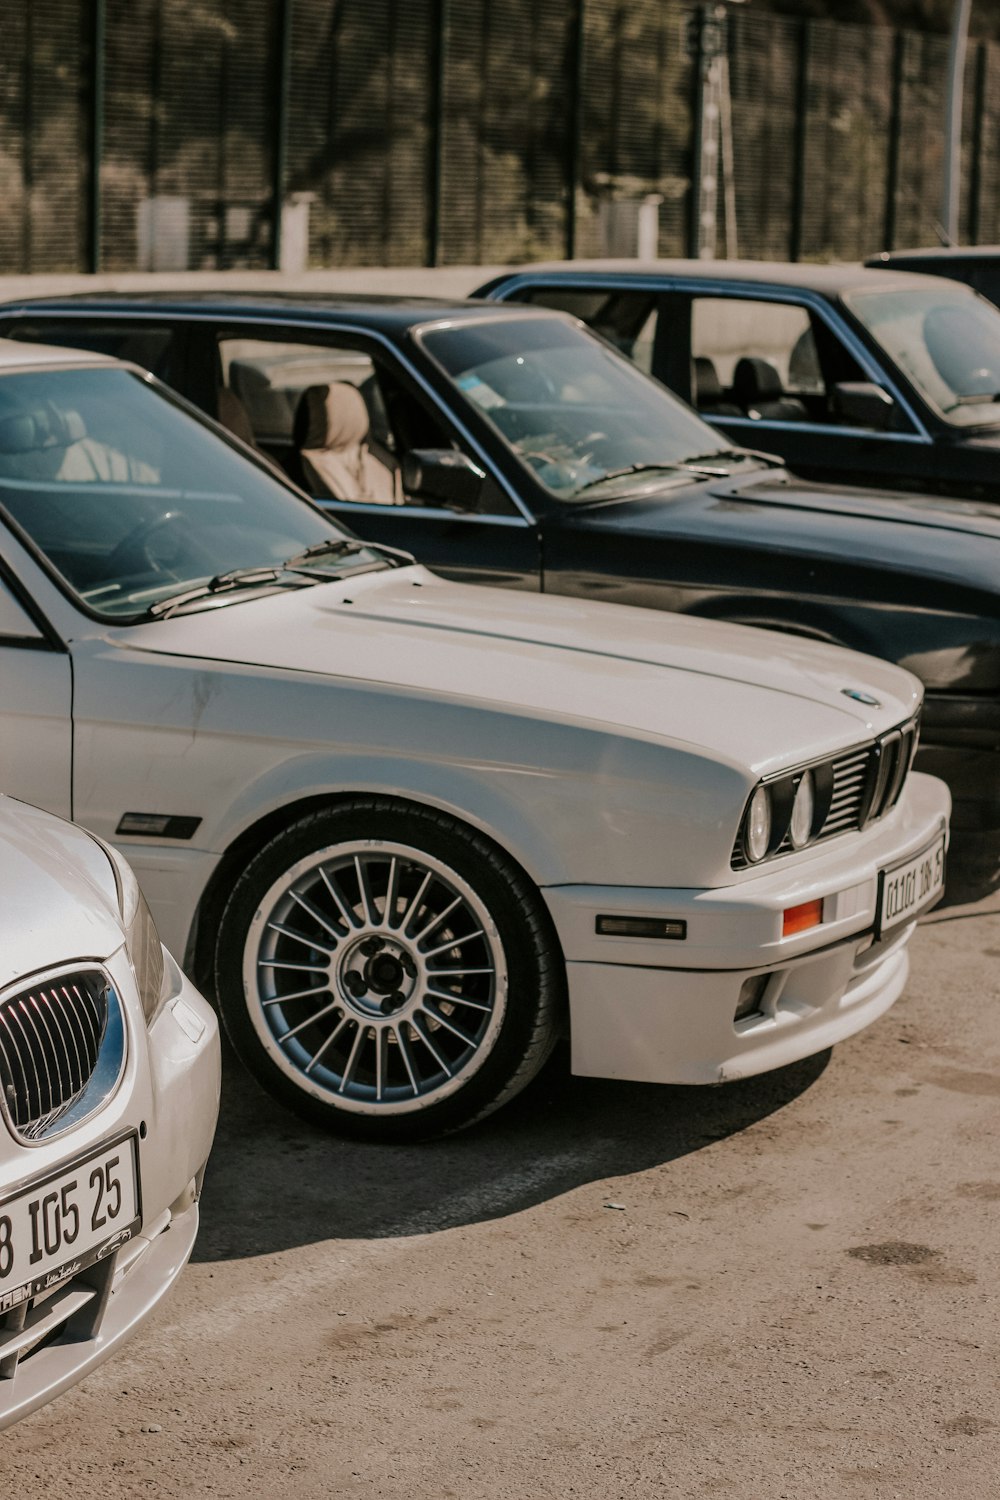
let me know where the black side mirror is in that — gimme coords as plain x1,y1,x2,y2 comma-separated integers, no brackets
401,448,485,510
832,381,897,431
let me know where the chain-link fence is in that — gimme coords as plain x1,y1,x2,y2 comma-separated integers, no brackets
0,0,997,274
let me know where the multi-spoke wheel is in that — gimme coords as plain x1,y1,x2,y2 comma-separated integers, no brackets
214,800,563,1139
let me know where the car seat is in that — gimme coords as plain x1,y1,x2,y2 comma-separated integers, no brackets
732,357,808,421
692,357,742,416
294,382,402,503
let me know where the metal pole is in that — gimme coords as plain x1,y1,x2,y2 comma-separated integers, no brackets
426,0,446,265
942,0,972,244
968,41,987,244
271,0,293,270
883,30,905,251
88,0,106,273
788,18,810,262
687,7,708,258
565,0,585,258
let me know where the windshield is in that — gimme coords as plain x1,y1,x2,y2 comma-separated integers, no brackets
420,316,731,500
0,366,372,618
847,283,1000,427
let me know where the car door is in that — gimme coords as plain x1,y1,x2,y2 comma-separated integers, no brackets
207,324,542,591
678,289,931,491
0,564,73,818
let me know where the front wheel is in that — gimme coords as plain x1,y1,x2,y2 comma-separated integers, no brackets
214,799,563,1140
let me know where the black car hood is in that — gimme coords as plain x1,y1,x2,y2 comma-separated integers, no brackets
560,469,1000,602
710,472,1000,537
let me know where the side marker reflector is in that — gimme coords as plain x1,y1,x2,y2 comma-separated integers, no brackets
782,899,823,937
596,915,687,940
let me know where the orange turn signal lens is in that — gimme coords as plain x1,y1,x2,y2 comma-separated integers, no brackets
782,899,824,937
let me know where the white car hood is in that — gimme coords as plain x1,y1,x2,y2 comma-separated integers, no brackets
111,567,922,772
0,798,124,987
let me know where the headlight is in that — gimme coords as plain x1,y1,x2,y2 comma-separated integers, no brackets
745,784,772,863
107,849,166,1026
789,770,815,849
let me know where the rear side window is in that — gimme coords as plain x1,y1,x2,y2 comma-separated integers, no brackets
0,322,176,381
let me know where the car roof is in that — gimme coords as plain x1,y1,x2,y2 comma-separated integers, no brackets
0,338,119,371
866,246,1000,264
0,291,548,332
487,257,962,296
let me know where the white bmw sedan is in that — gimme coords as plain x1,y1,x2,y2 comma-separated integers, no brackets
0,794,219,1428
0,342,949,1140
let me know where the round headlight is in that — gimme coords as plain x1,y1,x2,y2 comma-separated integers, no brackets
745,784,772,863
789,770,815,849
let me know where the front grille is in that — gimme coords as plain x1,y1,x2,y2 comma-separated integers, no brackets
0,971,109,1141
732,716,920,869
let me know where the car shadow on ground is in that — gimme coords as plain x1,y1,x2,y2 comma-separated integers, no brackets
192,1038,830,1262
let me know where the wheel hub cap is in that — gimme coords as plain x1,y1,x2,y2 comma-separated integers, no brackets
245,842,508,1116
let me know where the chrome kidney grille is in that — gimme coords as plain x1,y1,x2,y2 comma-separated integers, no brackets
0,970,124,1142
732,716,920,869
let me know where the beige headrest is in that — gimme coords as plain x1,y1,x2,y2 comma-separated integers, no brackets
299,382,369,451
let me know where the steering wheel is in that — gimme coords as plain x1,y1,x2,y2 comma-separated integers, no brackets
107,509,198,579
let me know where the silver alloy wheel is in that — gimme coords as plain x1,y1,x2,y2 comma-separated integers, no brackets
243,840,508,1115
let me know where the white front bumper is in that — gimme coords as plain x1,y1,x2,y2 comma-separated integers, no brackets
0,958,220,1430
543,770,949,1086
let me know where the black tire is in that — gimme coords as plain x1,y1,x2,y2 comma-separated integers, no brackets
214,798,563,1141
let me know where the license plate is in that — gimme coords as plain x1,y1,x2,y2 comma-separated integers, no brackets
0,1131,141,1313
877,834,946,936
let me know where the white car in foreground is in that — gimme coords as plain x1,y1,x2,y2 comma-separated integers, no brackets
0,796,219,1429
0,342,949,1139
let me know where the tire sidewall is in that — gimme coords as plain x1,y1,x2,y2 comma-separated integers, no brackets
215,801,555,1140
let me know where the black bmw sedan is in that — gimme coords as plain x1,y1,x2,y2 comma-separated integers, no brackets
476,259,1000,505
1,291,997,900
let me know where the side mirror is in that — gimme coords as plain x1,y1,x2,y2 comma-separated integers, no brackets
401,448,485,510
832,381,897,431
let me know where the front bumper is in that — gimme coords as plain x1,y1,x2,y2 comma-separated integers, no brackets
0,958,220,1430
543,770,949,1086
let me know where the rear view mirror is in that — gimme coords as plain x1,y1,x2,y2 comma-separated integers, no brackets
832,381,897,431
402,448,485,510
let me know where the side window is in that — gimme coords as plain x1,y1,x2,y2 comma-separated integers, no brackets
0,575,43,642
0,322,176,382
216,332,515,515
518,288,659,374
690,297,887,429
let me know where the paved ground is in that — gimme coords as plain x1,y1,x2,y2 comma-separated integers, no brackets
1,889,997,1497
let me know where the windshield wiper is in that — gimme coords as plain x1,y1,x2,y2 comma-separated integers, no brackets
281,537,415,571
573,461,731,498
145,566,307,619
144,536,416,620
683,446,785,468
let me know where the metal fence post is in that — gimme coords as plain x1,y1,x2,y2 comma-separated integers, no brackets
565,0,585,259
788,17,810,262
427,0,446,266
968,41,988,245
271,0,293,270
87,0,106,273
883,30,905,251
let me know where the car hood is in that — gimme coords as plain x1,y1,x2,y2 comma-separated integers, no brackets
0,798,124,987
565,469,1000,599
715,472,1000,537
110,567,921,774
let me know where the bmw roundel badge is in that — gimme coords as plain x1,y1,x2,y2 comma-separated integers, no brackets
841,687,881,706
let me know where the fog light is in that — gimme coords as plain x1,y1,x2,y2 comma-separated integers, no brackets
782,898,823,937
735,974,768,1022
